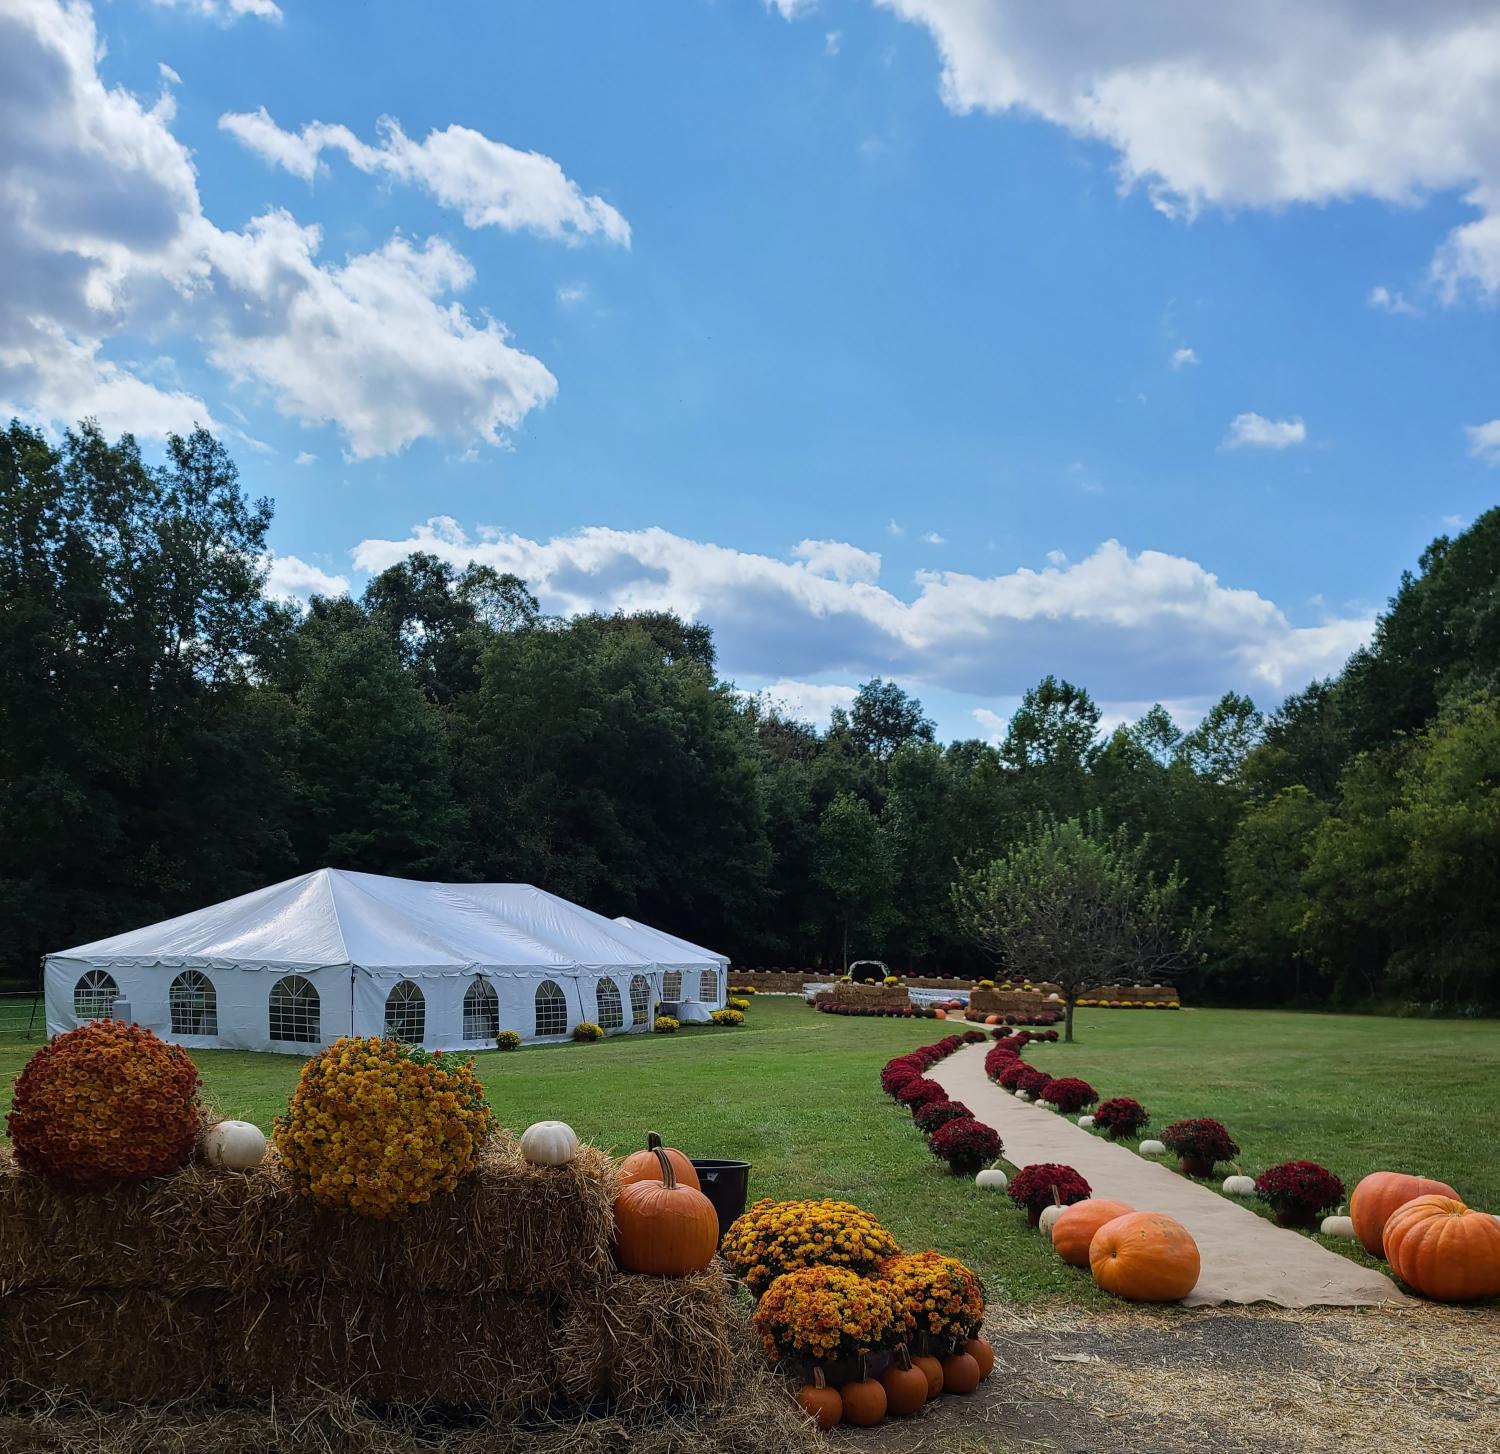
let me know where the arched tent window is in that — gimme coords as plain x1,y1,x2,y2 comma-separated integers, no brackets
629,974,650,1024
269,975,320,1043
596,976,623,1030
73,969,118,1021
662,970,683,1001
698,969,719,1002
463,977,499,1041
169,970,217,1036
535,979,568,1037
385,980,425,1043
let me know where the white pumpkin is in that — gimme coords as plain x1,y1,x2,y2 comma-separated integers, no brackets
1222,1174,1256,1196
519,1120,578,1167
1016,1090,1032,1103
202,1119,267,1171
1038,1204,1065,1235
1320,1215,1355,1238
975,1168,1009,1193
1138,1139,1167,1157
1077,1115,1095,1129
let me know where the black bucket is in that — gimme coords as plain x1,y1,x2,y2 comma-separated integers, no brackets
690,1157,752,1242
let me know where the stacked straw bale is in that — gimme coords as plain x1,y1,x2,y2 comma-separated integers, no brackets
0,1135,739,1416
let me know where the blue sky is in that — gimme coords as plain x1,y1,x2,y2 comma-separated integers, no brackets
5,0,1500,739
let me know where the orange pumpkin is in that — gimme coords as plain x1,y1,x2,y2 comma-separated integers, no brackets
984,1014,1001,1025
840,1376,888,1426
1381,1195,1500,1303
1050,1198,1135,1268
795,1367,842,1430
880,1349,929,1417
933,1009,947,1020
612,1146,719,1275
963,1336,994,1380
912,1353,944,1399
619,1131,701,1191
1349,1171,1458,1257
1089,1212,1200,1302
940,1351,981,1394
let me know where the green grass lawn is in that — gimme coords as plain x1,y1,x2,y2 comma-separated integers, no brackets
2,1000,1495,1305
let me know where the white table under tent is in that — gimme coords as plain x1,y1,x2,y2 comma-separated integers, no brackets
43,868,729,1053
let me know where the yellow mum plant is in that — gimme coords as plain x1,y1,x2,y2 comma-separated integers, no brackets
721,1197,901,1294
753,1266,905,1362
878,1250,985,1347
274,1037,496,1220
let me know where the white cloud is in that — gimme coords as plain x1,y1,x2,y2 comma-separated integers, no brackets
1170,346,1199,369
557,282,589,304
764,0,814,17
1224,412,1307,450
922,531,946,545
219,109,631,246
264,553,350,601
1442,514,1466,529
349,521,1373,704
792,538,882,584
875,1,1500,296
294,451,316,465
971,707,1007,743
158,62,182,85
150,0,282,22
1465,419,1500,463
826,30,842,55
886,519,904,536
747,679,860,726
0,0,588,456
1368,285,1417,315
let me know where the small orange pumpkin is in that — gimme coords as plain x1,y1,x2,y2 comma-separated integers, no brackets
1381,1194,1500,1303
963,1336,994,1381
619,1131,701,1191
880,1348,929,1417
912,1353,944,1399
795,1367,842,1430
1349,1171,1458,1257
612,1146,719,1275
940,1350,981,1394
1090,1212,1200,1302
984,1014,1001,1025
840,1375,888,1426
933,1009,947,1020
1051,1198,1135,1268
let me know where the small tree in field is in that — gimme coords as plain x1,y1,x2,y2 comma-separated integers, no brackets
951,814,1205,1042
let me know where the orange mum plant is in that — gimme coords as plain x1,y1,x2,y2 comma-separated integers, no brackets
721,1197,902,1295
878,1250,985,1348
5,1020,201,1185
753,1265,906,1363
274,1037,496,1220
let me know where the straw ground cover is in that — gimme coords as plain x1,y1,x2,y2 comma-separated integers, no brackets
2,1001,1495,1304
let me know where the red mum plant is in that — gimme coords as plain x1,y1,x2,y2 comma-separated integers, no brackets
1014,1065,1052,1097
929,1117,1002,1176
1254,1161,1346,1229
895,1077,948,1112
1093,1097,1150,1140
882,1059,924,1097
1041,1077,1098,1114
983,1045,1019,1078
1161,1118,1240,1176
914,1098,973,1134
6,1020,202,1185
1007,1163,1092,1225
998,1061,1031,1092
962,1029,988,1044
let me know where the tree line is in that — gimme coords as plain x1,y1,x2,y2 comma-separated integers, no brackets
3,420,1497,1013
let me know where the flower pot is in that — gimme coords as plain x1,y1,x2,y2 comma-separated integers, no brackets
1272,1205,1321,1231
1026,1203,1045,1228
1178,1156,1215,1178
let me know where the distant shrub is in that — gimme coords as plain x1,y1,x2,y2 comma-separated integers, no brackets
495,1030,521,1052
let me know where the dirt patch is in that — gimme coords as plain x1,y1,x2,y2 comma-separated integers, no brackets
846,1301,1500,1454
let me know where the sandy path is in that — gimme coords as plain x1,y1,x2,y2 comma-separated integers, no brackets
930,1043,1407,1308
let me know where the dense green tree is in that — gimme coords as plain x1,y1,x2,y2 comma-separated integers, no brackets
814,791,892,969
1001,676,1100,822
848,678,935,764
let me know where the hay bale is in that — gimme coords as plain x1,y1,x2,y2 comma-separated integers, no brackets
0,1140,619,1298
557,1266,740,1415
216,1286,558,1412
0,1290,220,1404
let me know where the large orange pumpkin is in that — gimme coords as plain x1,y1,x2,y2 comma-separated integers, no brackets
619,1131,701,1191
941,1351,981,1394
880,1350,929,1417
912,1353,944,1399
1089,1212,1200,1302
840,1376,887,1426
1050,1198,1135,1268
613,1147,719,1275
1349,1171,1458,1257
796,1368,842,1429
1381,1195,1500,1303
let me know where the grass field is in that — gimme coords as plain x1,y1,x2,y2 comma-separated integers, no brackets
2,999,1496,1305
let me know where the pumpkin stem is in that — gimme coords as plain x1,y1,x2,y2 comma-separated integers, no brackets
812,1366,826,1391
652,1144,676,1191
647,1131,664,1152
896,1344,913,1371
1050,1184,1063,1206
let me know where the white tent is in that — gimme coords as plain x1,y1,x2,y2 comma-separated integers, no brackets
44,868,729,1053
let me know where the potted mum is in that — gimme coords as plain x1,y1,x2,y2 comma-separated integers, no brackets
1092,1097,1149,1140
1254,1161,1346,1229
1007,1163,1091,1225
1041,1078,1098,1115
914,1099,973,1134
1161,1119,1240,1178
928,1117,1002,1176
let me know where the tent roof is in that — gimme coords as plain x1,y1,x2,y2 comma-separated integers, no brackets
614,916,728,968
47,869,723,975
